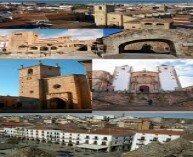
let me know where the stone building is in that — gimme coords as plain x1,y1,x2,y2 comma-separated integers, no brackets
118,119,152,130
95,29,193,57
94,4,173,29
112,65,181,93
19,63,91,110
78,60,92,89
6,31,94,55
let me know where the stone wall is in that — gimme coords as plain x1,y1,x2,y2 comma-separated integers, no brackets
99,29,193,57
92,70,113,91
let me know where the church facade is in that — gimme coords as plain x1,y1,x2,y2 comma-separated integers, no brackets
19,63,91,110
112,65,182,93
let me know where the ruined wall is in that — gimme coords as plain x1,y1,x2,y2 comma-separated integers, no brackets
92,70,113,91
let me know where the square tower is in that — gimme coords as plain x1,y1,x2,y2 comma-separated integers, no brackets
19,63,60,109
158,65,182,91
112,65,132,91
94,4,115,26
7,31,40,53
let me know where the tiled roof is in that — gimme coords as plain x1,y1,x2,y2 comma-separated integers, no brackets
137,130,185,135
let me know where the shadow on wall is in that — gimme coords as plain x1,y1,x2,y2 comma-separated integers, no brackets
0,96,92,113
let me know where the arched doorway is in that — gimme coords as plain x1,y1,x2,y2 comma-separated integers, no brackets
139,86,150,93
119,39,176,56
49,98,67,109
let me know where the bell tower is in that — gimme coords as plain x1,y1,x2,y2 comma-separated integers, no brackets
158,65,182,91
19,62,61,109
94,4,115,26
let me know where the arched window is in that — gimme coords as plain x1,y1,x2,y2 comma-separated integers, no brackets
53,84,61,89
51,46,57,50
28,69,33,75
30,46,38,50
40,46,49,51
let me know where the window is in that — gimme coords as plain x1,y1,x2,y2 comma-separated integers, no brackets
156,23,164,26
85,140,89,144
28,69,33,75
53,84,61,89
144,23,152,25
93,141,97,145
99,6,102,10
29,90,34,94
30,46,38,50
94,136,98,140
51,46,57,50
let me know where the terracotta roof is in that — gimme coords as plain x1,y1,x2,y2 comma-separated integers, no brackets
0,122,33,127
173,15,193,19
31,126,135,135
140,18,173,23
138,130,185,135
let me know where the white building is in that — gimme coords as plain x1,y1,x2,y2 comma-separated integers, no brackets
130,130,185,151
3,126,134,152
112,65,132,91
158,65,182,91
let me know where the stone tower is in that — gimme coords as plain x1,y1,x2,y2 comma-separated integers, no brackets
7,32,39,53
19,63,60,109
158,65,182,91
94,4,115,26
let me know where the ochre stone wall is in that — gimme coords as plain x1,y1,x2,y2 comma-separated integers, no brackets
19,64,91,110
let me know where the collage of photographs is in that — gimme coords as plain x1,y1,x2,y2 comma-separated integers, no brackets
0,0,193,157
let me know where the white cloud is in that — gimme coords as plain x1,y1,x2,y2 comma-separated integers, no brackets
0,29,103,41
59,29,103,40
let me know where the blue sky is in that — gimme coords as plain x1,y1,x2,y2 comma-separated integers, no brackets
0,29,120,39
93,59,193,88
0,59,86,96
0,29,103,40
103,29,123,37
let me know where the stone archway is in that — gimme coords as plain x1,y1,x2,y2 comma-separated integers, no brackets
119,39,176,55
99,29,193,57
48,98,68,109
139,85,150,93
